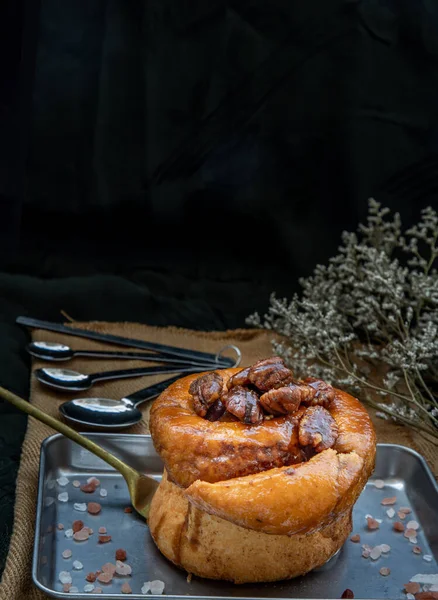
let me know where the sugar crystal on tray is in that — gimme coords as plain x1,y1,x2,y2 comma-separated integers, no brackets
72,480,81,488
83,584,95,592
370,547,382,560
407,520,420,530
99,488,107,497
58,492,68,502
373,479,385,488
386,508,395,518
64,529,73,539
58,571,72,584
57,476,69,487
72,560,83,570
69,586,79,593
424,555,433,562
74,503,87,512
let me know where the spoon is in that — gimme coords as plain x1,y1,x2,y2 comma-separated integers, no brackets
27,341,217,368
35,364,202,392
59,375,181,429
0,385,158,518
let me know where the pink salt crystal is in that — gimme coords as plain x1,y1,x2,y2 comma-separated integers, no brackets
72,480,81,488
98,527,107,535
367,517,379,530
397,511,407,520
63,584,71,592
404,528,417,539
97,572,113,584
73,528,90,542
101,563,117,576
115,561,132,576
350,534,360,543
362,549,370,558
381,496,397,505
62,549,72,559
87,477,100,487
399,506,412,514
413,546,422,554
95,588,103,594
406,520,419,530
121,582,132,594
379,567,390,576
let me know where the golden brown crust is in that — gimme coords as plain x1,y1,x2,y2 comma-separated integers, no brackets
149,471,353,584
149,368,376,536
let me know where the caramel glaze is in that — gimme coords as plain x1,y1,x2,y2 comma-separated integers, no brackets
149,370,376,537
150,370,303,489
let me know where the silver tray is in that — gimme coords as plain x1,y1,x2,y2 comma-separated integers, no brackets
33,436,438,599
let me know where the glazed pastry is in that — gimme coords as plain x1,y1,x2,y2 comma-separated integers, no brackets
149,358,376,583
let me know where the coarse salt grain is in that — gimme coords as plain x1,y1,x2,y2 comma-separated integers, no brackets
393,521,405,532
72,480,81,488
74,503,87,512
84,584,95,592
115,561,132,576
72,520,84,533
400,507,412,514
375,518,383,524
373,479,385,488
87,502,102,515
405,528,417,539
59,571,72,584
407,520,420,530
424,555,433,562
413,546,422,554
367,517,379,530
63,583,71,593
72,560,83,570
404,582,420,594
410,574,438,584
69,586,79,593
386,508,395,518
57,476,69,487
87,477,100,486
379,567,390,576
381,496,397,505
98,527,107,534
62,549,72,559
95,588,103,594
370,547,382,560
99,488,108,498
141,582,151,594
64,529,73,539
102,563,117,575
150,580,165,595
350,534,360,543
97,572,113,584
362,549,370,558
121,583,132,594
379,544,391,553
409,537,418,544
406,594,415,600
57,523,64,530
397,511,407,520
362,544,372,552
73,529,89,542
58,492,69,502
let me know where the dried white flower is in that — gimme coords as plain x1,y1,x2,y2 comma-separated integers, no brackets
248,200,438,440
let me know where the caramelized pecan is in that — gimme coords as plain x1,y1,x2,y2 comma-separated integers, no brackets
298,406,339,452
302,378,335,408
247,357,294,392
226,367,251,389
205,399,226,422
189,372,223,417
259,384,312,415
222,385,263,424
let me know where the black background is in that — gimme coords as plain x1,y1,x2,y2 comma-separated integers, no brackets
1,0,438,576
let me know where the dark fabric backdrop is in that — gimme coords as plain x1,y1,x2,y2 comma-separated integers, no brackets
1,0,438,578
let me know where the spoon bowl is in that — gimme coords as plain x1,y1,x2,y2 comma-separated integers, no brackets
59,397,143,429
58,375,182,429
36,367,93,391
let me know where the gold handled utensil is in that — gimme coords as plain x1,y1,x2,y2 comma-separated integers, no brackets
0,385,159,518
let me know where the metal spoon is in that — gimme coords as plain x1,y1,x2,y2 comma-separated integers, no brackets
0,385,158,518
27,341,218,368
59,375,181,429
35,364,202,392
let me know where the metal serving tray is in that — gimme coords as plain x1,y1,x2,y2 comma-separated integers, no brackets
33,436,438,599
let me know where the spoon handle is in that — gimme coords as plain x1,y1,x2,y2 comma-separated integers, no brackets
73,350,215,368
17,316,236,366
126,375,183,405
0,386,139,481
90,365,201,384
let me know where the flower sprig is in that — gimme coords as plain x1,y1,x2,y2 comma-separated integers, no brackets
247,199,438,442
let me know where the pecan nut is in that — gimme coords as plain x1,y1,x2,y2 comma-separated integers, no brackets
222,385,263,424
227,367,251,389
298,406,339,452
205,399,227,422
189,372,223,417
247,357,294,392
303,378,335,408
259,384,313,415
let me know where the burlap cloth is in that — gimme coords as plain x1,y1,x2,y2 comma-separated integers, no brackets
0,321,437,600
